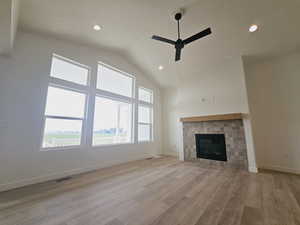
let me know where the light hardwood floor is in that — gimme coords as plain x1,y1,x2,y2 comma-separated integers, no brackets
0,156,300,225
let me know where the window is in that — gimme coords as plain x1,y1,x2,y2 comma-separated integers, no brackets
45,87,86,118
97,64,133,97
42,55,89,149
93,97,132,145
92,63,134,145
138,87,153,103
50,55,89,85
42,55,155,150
138,87,153,142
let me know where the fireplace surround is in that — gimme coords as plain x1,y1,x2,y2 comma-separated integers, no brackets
181,114,248,169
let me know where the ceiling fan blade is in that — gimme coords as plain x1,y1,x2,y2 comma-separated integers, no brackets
175,48,181,61
152,35,176,45
183,28,211,45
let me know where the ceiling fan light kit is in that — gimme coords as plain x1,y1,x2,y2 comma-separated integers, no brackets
152,11,212,61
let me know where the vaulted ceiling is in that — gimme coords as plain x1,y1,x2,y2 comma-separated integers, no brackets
19,0,300,87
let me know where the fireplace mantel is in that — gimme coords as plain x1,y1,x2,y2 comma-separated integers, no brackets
180,113,244,123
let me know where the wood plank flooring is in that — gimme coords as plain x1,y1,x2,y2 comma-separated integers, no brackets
0,156,300,225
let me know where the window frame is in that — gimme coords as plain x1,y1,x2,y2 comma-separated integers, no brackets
96,62,135,99
40,55,91,151
91,62,136,147
138,87,154,143
50,54,91,86
138,87,153,104
92,94,134,147
41,54,156,150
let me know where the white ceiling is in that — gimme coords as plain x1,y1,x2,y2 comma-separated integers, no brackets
19,0,300,87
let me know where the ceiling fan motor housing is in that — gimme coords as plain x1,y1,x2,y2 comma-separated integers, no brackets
152,8,211,61
175,12,182,21
175,39,184,49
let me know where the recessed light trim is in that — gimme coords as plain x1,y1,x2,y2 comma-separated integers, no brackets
158,65,164,70
249,24,258,33
93,25,101,31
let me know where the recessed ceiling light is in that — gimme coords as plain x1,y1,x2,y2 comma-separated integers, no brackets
158,65,164,70
93,25,101,31
249,24,258,33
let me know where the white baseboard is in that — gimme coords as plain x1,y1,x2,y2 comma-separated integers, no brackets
248,166,258,173
163,150,179,157
259,165,300,175
0,155,151,192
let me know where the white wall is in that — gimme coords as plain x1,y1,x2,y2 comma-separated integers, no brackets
162,57,249,153
161,56,258,172
244,52,300,174
0,31,162,191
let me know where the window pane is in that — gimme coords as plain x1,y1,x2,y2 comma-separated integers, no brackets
51,56,89,85
42,118,82,148
139,88,152,103
45,86,86,118
138,106,151,123
97,65,133,97
138,124,151,142
93,97,132,145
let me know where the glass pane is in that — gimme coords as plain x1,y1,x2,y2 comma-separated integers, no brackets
42,118,82,148
50,56,89,85
93,97,132,145
138,106,151,123
138,124,151,142
139,88,152,103
45,86,86,118
97,65,133,97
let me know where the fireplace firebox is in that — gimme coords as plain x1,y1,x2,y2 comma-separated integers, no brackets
195,134,227,161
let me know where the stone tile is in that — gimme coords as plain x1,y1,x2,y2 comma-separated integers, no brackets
183,119,248,170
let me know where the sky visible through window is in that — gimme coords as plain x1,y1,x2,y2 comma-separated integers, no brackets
51,56,89,85
93,97,132,145
97,65,133,97
43,55,153,148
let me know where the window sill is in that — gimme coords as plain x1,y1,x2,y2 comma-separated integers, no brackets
92,142,134,148
40,146,82,152
138,140,153,144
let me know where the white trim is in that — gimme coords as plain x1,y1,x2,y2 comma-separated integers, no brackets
49,77,89,92
259,165,300,175
242,117,258,173
40,145,82,152
0,154,153,193
53,53,91,71
92,96,134,147
92,142,133,148
248,166,258,173
51,54,91,86
138,86,153,104
40,74,89,151
95,90,133,104
98,61,135,80
45,115,83,120
97,62,135,99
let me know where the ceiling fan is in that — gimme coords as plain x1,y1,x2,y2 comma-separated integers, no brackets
152,12,212,61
